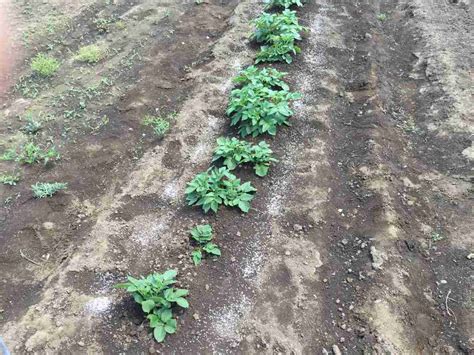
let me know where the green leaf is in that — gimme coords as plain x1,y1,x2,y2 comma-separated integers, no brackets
142,299,155,313
154,325,167,342
192,249,202,266
176,297,189,308
238,200,251,213
164,319,177,334
255,164,269,177
160,308,173,322
162,269,177,281
148,314,161,328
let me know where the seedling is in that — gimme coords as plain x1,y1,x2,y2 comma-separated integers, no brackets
0,173,20,186
115,270,189,343
264,0,304,9
32,182,67,198
227,83,301,137
377,13,387,21
186,167,256,213
30,53,60,77
142,115,170,137
189,224,221,265
233,66,289,90
75,45,106,63
212,137,278,177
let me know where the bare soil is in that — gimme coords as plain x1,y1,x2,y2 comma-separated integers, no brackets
0,0,472,354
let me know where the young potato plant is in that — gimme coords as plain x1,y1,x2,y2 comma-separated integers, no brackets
186,167,256,213
251,10,305,64
264,0,304,9
227,83,301,137
233,66,289,91
115,270,189,343
189,224,221,266
212,137,278,177
32,182,67,198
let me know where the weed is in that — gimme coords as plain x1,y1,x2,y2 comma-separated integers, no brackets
251,10,305,63
265,0,304,8
377,13,387,21
189,224,221,265
233,66,289,90
21,113,42,135
15,76,41,98
30,53,60,77
75,45,106,64
115,20,127,30
32,182,67,198
16,142,60,165
115,270,189,343
431,232,445,242
212,137,278,177
186,167,256,213
0,173,21,186
94,17,116,33
1,148,17,161
143,115,170,137
2,143,60,165
227,83,301,137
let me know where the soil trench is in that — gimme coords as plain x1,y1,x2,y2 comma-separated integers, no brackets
0,0,472,354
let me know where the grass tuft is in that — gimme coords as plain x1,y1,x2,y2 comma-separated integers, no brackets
30,53,60,77
75,45,106,64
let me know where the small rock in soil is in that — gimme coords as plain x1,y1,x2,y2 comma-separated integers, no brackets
370,246,386,270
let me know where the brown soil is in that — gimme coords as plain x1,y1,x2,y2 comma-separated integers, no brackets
0,0,472,354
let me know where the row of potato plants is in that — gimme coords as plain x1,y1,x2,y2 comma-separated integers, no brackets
117,0,306,344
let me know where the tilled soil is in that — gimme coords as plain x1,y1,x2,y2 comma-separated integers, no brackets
0,0,472,354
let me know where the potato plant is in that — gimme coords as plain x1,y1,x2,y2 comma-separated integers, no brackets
251,10,305,63
189,224,221,265
227,83,301,137
264,0,304,9
212,137,278,177
186,167,256,213
115,270,189,343
233,66,289,90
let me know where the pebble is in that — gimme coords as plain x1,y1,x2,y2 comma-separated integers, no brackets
78,341,85,347
285,250,291,256
293,224,303,232
42,222,55,230
332,344,342,355
467,253,474,260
